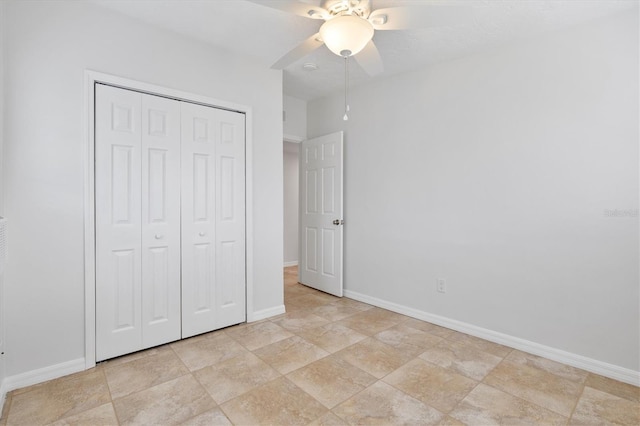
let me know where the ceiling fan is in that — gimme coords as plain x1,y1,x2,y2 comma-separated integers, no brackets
248,0,472,76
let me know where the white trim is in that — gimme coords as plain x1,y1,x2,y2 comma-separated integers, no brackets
84,70,254,366
283,261,298,267
344,289,640,387
0,387,5,419
0,379,6,416
251,305,286,322
245,109,255,323
283,134,303,143
83,71,96,370
1,358,85,395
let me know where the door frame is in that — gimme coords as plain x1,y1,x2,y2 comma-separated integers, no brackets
83,70,254,369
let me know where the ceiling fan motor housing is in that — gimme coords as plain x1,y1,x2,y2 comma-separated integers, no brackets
325,0,371,18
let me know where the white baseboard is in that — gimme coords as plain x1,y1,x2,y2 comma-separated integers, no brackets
249,305,286,322
283,261,298,267
0,381,6,417
0,304,285,402
1,358,86,396
344,290,640,387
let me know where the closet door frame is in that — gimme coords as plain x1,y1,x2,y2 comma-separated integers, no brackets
83,71,255,369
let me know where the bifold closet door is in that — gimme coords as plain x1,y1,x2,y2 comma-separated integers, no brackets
95,84,181,361
181,102,246,338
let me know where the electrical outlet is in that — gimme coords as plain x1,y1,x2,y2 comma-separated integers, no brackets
437,278,446,294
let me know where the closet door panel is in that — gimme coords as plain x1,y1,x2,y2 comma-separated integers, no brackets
215,112,246,329
96,84,247,354
181,104,246,337
141,94,181,348
181,102,217,338
95,84,143,361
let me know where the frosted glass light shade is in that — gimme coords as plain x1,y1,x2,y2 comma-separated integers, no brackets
319,15,374,57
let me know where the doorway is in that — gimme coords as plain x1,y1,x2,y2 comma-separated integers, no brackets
283,141,300,268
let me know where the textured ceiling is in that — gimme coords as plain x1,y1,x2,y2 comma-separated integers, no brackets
91,0,637,101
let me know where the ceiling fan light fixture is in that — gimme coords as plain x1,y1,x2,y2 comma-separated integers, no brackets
319,15,374,57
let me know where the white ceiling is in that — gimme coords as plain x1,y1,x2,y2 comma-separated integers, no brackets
91,0,637,101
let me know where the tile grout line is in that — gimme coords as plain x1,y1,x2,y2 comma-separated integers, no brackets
566,376,588,425
479,352,587,419
168,340,221,426
98,366,122,426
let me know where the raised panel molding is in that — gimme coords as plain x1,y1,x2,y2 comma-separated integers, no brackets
148,149,167,223
306,145,318,163
220,241,235,306
321,229,335,277
193,154,210,222
322,141,335,159
305,227,317,272
305,170,317,214
148,246,169,323
221,122,234,144
220,156,234,221
322,167,335,214
111,145,133,224
193,118,208,142
148,110,167,137
112,104,133,132
193,243,212,312
112,249,136,330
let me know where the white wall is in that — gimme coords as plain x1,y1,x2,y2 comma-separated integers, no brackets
284,95,307,141
2,0,283,380
0,0,4,215
283,143,300,266
308,11,639,377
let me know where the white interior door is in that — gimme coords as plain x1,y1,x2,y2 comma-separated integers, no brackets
96,85,182,361
96,83,246,358
181,102,246,338
299,132,344,297
140,93,181,348
95,85,144,361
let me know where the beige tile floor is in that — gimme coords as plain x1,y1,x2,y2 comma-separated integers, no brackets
1,266,639,425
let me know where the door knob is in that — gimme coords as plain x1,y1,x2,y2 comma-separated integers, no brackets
333,219,344,225
199,232,206,237
154,234,163,239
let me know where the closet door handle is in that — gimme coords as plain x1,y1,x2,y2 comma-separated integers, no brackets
199,232,206,237
154,234,163,240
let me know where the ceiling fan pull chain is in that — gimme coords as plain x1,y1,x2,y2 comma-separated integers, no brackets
343,55,350,121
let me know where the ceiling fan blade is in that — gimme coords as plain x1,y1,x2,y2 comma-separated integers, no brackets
271,32,324,69
369,5,475,30
354,40,384,76
246,0,328,19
